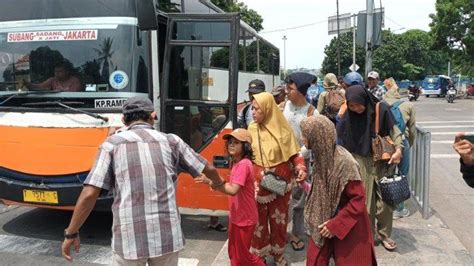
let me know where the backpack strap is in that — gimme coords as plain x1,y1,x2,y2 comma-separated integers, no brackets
392,100,403,108
375,102,380,135
241,103,251,126
307,104,315,117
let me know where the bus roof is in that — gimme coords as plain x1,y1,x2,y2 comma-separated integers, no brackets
0,0,138,22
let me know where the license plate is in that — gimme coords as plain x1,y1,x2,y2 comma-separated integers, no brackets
23,189,58,204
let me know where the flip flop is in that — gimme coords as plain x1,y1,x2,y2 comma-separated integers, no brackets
290,239,305,251
380,237,397,251
208,223,227,232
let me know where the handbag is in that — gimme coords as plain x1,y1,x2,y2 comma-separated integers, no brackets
257,128,288,196
379,165,410,206
372,102,396,162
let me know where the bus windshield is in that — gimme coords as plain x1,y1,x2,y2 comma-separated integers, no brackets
0,20,150,101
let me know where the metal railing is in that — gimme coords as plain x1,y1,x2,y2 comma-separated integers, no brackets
409,125,431,219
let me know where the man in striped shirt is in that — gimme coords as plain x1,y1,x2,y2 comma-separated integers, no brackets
61,97,225,265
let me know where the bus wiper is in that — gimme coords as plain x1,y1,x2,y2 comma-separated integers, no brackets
0,90,62,106
22,100,109,123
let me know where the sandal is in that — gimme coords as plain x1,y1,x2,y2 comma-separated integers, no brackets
290,239,305,251
275,256,287,266
208,223,227,232
380,237,397,251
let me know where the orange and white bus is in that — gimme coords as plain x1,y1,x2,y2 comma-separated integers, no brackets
0,0,280,215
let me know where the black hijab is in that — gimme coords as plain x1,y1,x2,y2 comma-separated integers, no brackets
336,84,395,156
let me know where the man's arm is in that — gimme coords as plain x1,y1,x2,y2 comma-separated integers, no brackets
65,185,101,234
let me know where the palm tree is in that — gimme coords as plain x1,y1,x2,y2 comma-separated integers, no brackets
94,37,115,81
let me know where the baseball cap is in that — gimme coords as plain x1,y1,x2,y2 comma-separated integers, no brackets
246,79,266,93
122,96,154,114
343,72,363,86
271,85,286,96
223,128,252,144
367,71,380,80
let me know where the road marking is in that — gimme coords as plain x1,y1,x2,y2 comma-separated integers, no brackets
0,234,198,265
430,154,459,159
418,120,474,124
431,132,462,135
431,140,454,144
421,125,474,129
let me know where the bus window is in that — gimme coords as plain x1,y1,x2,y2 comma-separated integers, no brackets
168,45,230,102
164,104,229,152
172,21,231,41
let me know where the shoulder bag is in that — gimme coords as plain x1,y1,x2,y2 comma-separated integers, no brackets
257,128,288,196
372,102,396,162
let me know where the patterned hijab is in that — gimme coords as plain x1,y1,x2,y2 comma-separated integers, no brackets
301,116,361,247
248,92,300,167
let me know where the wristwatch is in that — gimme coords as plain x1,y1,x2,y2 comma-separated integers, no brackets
64,229,79,239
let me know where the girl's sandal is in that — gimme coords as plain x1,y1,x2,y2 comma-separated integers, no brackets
380,237,397,251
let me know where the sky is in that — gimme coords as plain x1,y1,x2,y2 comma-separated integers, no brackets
240,0,436,71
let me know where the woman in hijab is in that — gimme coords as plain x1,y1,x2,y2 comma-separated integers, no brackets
336,84,403,251
248,92,307,266
301,116,376,265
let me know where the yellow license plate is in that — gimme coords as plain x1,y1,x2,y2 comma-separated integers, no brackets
23,189,58,204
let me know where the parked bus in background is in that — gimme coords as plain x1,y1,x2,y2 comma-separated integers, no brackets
0,0,279,215
421,75,451,98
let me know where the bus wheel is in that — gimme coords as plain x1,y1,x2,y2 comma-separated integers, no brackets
426,95,429,98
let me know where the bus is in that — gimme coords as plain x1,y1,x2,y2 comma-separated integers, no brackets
421,75,451,97
0,0,280,215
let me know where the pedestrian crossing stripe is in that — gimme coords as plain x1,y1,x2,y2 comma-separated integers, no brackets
0,234,198,265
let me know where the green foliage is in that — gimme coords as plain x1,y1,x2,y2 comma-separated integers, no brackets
321,31,366,77
429,0,473,75
321,29,452,80
211,0,264,32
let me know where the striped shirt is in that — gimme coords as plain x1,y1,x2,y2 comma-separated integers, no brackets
84,122,207,260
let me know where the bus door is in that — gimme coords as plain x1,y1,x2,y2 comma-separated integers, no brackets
161,13,239,213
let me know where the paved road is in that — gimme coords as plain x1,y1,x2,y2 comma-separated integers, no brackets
414,95,474,257
0,96,472,265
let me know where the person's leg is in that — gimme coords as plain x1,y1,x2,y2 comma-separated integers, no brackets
209,216,227,232
395,140,411,217
230,224,266,266
111,252,146,266
353,154,377,235
251,203,271,257
375,178,396,250
306,238,332,266
269,193,291,265
289,186,306,250
147,251,179,266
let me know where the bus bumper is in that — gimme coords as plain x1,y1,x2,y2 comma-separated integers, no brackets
0,177,112,211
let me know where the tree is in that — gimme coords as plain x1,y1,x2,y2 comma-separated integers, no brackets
372,30,406,80
429,0,473,75
321,32,366,76
211,0,264,32
94,37,115,81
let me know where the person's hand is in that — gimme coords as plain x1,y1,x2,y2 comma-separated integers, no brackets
318,221,334,239
195,174,212,186
388,149,402,165
62,236,80,262
454,133,474,165
296,169,307,182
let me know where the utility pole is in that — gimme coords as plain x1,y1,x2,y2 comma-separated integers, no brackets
365,0,374,77
282,35,287,76
336,0,341,77
353,14,356,69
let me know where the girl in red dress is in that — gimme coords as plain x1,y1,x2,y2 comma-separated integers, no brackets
301,116,377,266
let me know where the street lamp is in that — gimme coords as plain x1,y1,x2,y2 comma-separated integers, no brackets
282,35,287,76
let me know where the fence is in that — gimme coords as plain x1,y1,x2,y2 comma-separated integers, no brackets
409,125,431,219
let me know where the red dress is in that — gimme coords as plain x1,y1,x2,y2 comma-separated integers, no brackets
251,154,306,257
307,180,377,266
